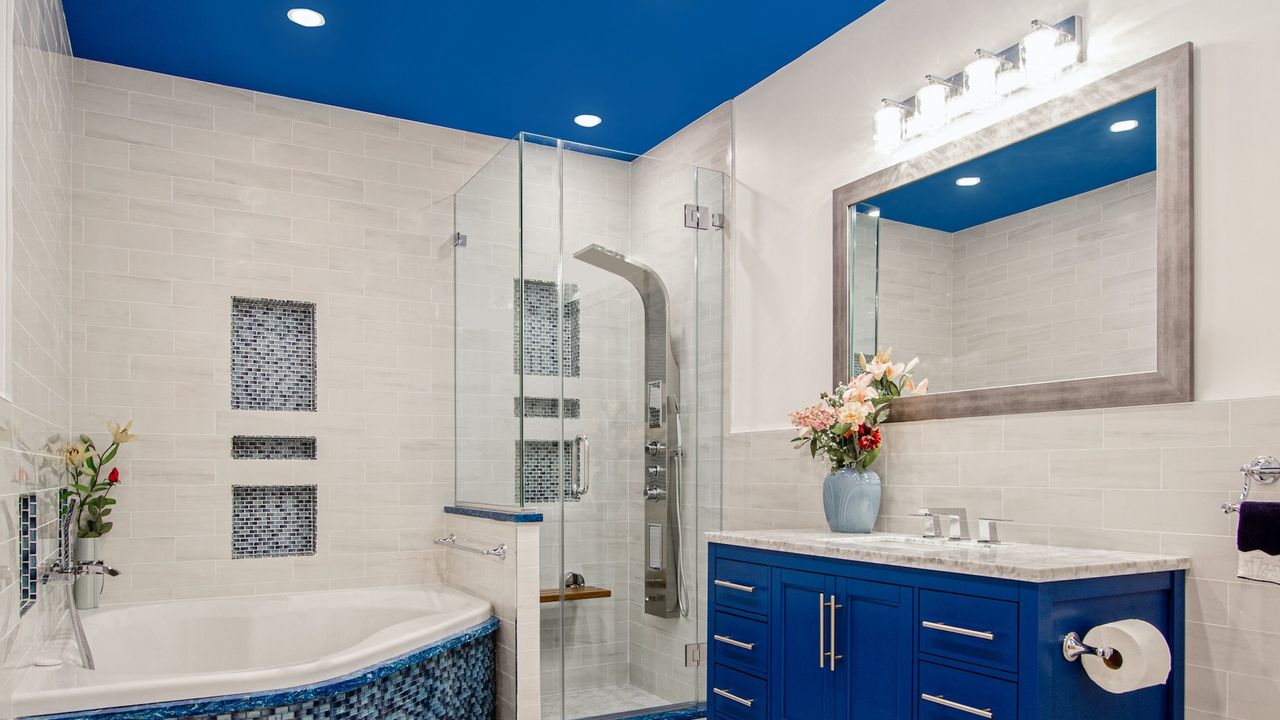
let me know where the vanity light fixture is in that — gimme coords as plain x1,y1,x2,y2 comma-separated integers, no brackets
1110,119,1140,133
573,114,603,128
287,8,326,27
955,176,982,187
873,15,1085,152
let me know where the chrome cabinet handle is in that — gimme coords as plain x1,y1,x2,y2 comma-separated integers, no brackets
828,595,842,672
713,634,755,651
714,579,755,593
921,620,996,641
921,693,993,718
818,592,826,668
713,687,754,708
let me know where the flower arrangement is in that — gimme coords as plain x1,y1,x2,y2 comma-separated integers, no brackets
64,421,137,539
789,348,927,472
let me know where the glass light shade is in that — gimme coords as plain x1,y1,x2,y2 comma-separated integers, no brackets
1022,26,1064,87
873,104,905,152
964,56,1001,110
914,82,949,133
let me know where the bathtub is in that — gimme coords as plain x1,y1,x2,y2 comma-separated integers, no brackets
14,585,495,719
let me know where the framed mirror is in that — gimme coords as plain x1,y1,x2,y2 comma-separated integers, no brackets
833,43,1192,421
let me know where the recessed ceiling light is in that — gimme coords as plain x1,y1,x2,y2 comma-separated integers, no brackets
1110,119,1139,133
574,114,603,128
955,176,982,187
287,8,326,27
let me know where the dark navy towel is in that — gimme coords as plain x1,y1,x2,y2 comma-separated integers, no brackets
1237,501,1280,555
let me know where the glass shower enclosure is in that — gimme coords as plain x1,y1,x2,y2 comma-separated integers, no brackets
452,133,724,719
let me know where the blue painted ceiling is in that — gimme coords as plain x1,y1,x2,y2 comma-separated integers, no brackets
865,91,1158,233
64,0,885,154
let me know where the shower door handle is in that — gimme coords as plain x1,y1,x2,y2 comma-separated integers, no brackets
573,435,590,498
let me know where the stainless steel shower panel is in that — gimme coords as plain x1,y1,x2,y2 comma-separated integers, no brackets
572,244,684,618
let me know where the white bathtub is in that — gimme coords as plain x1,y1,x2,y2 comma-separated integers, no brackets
13,585,493,718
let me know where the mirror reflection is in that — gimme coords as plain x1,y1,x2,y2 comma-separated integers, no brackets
850,90,1158,392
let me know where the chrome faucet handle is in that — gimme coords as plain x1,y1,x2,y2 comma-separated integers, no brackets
910,508,943,538
919,507,969,540
977,518,1012,544
77,560,121,577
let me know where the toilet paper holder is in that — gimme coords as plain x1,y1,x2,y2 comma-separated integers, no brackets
1062,632,1119,665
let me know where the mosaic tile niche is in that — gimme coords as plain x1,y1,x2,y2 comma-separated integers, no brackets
515,279,580,377
21,619,499,720
515,396,581,419
230,297,317,412
518,440,581,504
19,494,37,615
231,485,318,559
231,435,318,460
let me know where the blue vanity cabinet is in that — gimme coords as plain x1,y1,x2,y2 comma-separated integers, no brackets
708,542,1186,720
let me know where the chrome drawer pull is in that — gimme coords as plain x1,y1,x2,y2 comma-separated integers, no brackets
921,693,993,718
714,687,755,708
922,620,996,641
714,579,756,593
713,634,755,651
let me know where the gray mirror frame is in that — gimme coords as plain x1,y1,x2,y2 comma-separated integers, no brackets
833,43,1193,422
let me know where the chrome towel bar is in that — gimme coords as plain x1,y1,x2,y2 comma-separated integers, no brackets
433,533,507,560
1223,455,1280,514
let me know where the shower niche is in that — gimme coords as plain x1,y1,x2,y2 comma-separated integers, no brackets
452,134,725,719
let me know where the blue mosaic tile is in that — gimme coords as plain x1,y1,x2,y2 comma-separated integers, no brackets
21,617,498,720
19,493,37,615
515,279,580,377
444,505,544,523
515,396,581,419
518,440,580,504
232,435,318,460
231,485,317,558
231,297,317,412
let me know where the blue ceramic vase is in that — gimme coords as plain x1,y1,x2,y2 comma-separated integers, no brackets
822,466,881,533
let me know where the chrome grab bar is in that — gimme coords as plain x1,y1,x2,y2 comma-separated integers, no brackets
573,434,590,498
713,579,755,593
828,595,842,671
818,592,826,668
432,533,507,560
921,693,993,718
713,687,754,708
922,620,996,641
713,634,755,651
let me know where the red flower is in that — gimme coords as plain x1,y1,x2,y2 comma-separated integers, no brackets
857,428,882,451
107,467,121,484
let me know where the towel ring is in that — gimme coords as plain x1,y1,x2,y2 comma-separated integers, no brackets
1223,455,1280,514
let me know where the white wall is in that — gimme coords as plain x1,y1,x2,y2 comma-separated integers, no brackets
730,0,1280,430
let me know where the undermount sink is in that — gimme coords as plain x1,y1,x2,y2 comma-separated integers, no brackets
827,535,985,549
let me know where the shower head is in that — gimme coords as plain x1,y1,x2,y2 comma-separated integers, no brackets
572,244,659,288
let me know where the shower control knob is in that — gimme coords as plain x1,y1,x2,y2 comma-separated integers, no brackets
643,485,667,502
645,441,667,456
646,465,665,480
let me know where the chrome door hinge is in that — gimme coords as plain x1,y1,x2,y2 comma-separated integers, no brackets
684,205,725,231
453,232,468,247
685,642,707,667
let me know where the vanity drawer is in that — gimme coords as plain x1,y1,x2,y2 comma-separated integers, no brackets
711,664,767,720
919,661,1017,720
713,558,769,615
712,610,768,676
918,590,1018,672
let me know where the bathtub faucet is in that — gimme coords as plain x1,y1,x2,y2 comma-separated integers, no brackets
37,498,122,671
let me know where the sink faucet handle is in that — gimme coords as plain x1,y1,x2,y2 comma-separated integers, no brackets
910,508,943,538
977,518,1013,544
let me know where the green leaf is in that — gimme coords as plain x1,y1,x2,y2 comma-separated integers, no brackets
98,508,112,517
97,521,113,535
101,445,118,464
85,455,98,472
101,497,117,505
79,434,92,445
70,483,91,494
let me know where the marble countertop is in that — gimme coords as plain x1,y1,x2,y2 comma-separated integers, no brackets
706,529,1191,583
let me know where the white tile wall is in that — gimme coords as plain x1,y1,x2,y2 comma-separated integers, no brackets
69,58,508,604
726,397,1280,719
443,513,540,720
0,0,72,715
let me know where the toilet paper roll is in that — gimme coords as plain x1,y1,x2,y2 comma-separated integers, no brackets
1081,619,1172,694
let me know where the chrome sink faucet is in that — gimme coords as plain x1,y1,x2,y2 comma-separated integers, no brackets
912,507,970,540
